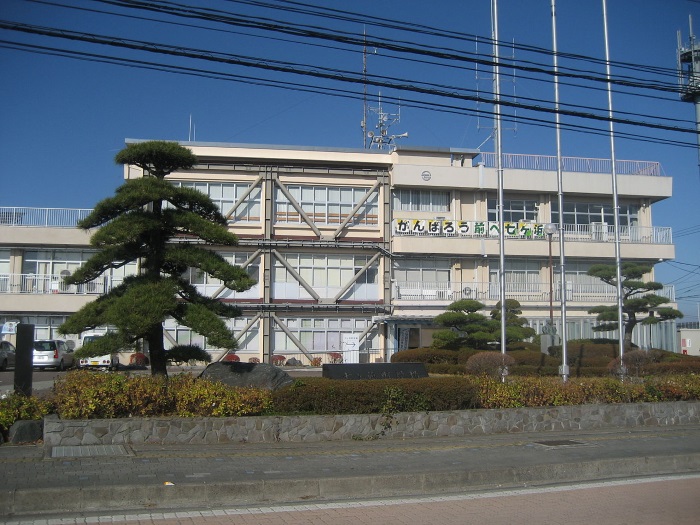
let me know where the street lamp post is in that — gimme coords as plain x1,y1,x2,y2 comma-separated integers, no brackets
544,223,558,327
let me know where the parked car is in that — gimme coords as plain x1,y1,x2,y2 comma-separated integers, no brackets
0,340,16,371
33,339,75,371
77,333,119,371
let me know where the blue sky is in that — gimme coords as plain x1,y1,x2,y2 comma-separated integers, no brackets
2,0,700,317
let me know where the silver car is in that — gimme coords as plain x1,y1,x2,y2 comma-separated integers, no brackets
33,340,75,371
0,340,16,371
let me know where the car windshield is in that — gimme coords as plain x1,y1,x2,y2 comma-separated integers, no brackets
34,341,56,352
83,336,102,344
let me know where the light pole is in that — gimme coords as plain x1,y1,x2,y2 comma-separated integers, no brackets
544,223,558,327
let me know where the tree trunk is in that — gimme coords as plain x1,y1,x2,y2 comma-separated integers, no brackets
148,323,168,377
624,319,636,350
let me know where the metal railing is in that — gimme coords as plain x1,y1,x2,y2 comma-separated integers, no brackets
0,274,107,295
394,281,675,303
0,207,93,227
394,222,672,245
479,152,664,177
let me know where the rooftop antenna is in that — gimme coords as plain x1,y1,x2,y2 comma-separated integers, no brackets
188,114,196,142
365,93,408,149
361,27,368,148
678,15,700,172
360,30,406,150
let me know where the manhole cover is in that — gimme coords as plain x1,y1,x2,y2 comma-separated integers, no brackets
533,439,587,448
50,445,131,458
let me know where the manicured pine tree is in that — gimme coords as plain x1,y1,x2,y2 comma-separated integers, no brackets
59,141,255,376
587,262,682,349
431,298,534,350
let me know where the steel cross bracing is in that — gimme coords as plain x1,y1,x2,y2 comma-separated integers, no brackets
211,164,392,363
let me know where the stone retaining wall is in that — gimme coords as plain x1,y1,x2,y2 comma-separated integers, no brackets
43,401,700,446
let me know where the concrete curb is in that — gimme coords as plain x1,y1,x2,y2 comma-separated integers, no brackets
4,453,700,516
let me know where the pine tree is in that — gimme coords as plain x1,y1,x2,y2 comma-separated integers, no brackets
59,141,255,376
431,298,534,350
587,262,682,349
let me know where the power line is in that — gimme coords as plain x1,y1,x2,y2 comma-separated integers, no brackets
2,20,698,140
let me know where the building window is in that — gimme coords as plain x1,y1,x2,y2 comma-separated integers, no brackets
273,253,378,300
487,197,538,222
489,259,541,296
393,189,450,212
275,185,379,225
273,317,379,355
551,201,639,226
393,258,451,284
172,181,261,222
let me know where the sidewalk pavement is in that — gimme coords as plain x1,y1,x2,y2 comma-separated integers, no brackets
2,424,700,518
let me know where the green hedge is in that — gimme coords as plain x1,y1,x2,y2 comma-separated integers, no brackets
271,377,480,414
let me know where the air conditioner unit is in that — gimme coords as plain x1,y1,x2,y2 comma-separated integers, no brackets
591,222,609,241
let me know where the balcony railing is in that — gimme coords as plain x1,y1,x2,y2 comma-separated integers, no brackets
393,221,672,245
478,152,665,176
0,207,93,228
394,281,675,303
0,274,108,295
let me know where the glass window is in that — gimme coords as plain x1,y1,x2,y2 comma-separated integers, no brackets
393,259,451,284
393,189,450,212
487,196,538,222
275,185,379,225
171,181,261,222
552,200,638,226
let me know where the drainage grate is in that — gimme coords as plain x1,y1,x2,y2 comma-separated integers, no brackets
50,444,131,458
533,439,587,448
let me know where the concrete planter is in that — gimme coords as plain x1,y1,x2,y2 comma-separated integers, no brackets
43,400,700,446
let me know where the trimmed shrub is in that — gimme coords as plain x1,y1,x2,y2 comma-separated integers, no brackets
327,352,343,364
168,375,272,417
310,357,322,367
248,357,260,364
222,353,240,362
391,348,459,364
165,345,212,365
272,355,286,366
425,363,466,375
52,370,271,419
129,352,149,366
0,393,53,440
271,377,480,415
465,351,516,378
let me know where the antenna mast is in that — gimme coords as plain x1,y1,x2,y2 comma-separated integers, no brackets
678,15,700,172
365,94,408,149
360,29,406,150
362,27,368,148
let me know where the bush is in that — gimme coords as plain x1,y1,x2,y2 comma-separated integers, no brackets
425,363,466,375
272,355,286,366
465,351,516,378
391,348,459,364
169,375,272,417
129,352,149,366
310,357,322,367
327,352,343,364
0,393,53,440
52,370,272,419
271,377,480,414
165,345,212,365
248,357,260,364
222,353,240,362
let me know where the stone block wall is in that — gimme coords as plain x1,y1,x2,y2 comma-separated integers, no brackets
43,401,700,446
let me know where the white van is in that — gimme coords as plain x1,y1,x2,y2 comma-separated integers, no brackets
78,333,119,371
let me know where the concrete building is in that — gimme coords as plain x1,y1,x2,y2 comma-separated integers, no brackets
0,141,678,362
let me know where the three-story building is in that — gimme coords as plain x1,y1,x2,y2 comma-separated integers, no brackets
0,141,677,362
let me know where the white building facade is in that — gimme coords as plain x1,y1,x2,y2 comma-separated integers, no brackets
0,141,678,362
